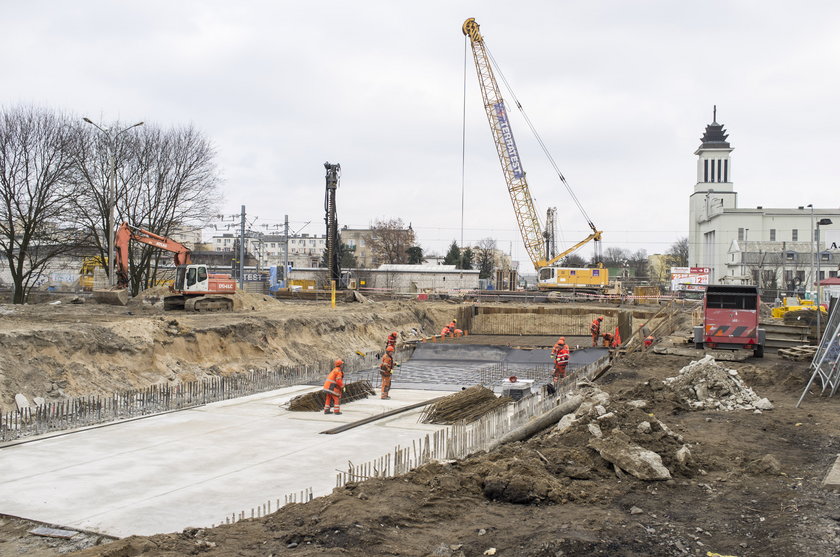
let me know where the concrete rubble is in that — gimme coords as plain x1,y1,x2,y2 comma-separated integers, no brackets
663,355,773,411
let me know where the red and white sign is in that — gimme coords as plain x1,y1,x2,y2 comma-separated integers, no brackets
670,267,710,292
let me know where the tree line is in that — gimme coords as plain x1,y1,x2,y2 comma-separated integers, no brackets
0,105,220,303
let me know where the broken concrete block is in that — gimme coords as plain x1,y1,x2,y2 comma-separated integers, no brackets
676,445,692,466
33,396,45,406
637,421,652,434
627,399,649,409
587,423,603,438
588,431,672,480
594,404,607,416
597,412,615,421
754,398,774,410
555,413,576,434
14,393,30,411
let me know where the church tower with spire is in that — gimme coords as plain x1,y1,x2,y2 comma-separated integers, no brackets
688,107,737,278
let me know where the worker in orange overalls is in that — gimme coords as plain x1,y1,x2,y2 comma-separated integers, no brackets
553,339,570,383
441,324,452,337
380,345,396,399
590,316,604,347
643,335,655,348
602,332,614,348
453,328,464,337
448,319,457,332
323,359,345,414
385,331,398,351
551,337,566,358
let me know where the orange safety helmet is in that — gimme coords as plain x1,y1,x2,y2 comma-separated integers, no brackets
558,336,566,344
386,345,395,352
334,359,344,367
598,316,604,321
391,331,398,336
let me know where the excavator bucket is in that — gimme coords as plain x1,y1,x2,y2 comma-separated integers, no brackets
92,287,129,306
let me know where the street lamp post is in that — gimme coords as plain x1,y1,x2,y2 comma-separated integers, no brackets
82,118,144,287
816,217,833,341
808,204,814,299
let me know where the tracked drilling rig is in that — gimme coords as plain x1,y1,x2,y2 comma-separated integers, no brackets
324,162,341,286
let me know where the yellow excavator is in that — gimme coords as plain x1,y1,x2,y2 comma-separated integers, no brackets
462,18,606,291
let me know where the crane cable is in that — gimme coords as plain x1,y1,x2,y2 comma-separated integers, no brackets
485,46,596,232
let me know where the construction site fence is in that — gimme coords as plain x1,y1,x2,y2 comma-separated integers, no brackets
335,353,610,488
0,347,413,443
798,299,840,406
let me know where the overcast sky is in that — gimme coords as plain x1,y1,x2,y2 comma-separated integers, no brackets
3,1,840,269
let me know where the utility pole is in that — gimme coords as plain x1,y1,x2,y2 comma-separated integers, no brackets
283,214,290,287
82,118,144,287
239,205,246,290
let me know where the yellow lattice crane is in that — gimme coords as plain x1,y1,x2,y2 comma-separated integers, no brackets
462,18,604,288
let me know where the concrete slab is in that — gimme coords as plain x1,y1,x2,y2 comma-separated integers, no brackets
822,454,840,490
0,386,452,537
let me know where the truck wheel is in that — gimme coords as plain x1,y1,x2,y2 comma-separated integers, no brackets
753,345,764,358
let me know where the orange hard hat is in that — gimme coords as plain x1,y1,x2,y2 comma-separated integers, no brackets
559,336,565,343
335,359,344,367
386,345,395,352
598,316,604,320
391,331,398,336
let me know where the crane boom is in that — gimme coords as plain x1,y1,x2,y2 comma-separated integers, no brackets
462,17,602,271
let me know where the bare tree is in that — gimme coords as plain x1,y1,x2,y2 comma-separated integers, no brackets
369,218,415,265
0,106,83,303
559,253,587,267
667,237,689,267
74,123,221,295
475,237,497,280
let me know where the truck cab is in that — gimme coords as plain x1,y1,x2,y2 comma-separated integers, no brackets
693,285,766,357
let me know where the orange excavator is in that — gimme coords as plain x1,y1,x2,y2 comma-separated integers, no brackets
94,222,237,311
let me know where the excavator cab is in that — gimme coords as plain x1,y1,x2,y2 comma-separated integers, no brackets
174,264,210,293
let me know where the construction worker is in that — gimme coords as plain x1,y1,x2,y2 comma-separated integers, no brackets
441,324,452,338
551,337,566,358
386,331,398,349
380,345,396,399
453,328,464,337
322,359,345,415
643,335,655,348
602,332,614,348
590,316,604,347
553,340,570,383
448,319,457,332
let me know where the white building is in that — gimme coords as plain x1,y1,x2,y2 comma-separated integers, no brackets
688,109,840,294
208,232,326,269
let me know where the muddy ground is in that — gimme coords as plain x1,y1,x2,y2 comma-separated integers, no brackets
1,299,839,556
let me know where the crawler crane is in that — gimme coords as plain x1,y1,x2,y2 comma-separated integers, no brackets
462,18,606,290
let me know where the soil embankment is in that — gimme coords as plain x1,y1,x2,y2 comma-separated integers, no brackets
0,297,456,410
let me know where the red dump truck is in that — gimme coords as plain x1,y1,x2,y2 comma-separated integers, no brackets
693,284,766,357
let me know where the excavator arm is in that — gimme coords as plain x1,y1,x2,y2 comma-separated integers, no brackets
462,17,602,271
114,222,192,289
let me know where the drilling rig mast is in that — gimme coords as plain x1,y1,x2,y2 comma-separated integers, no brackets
324,162,341,286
